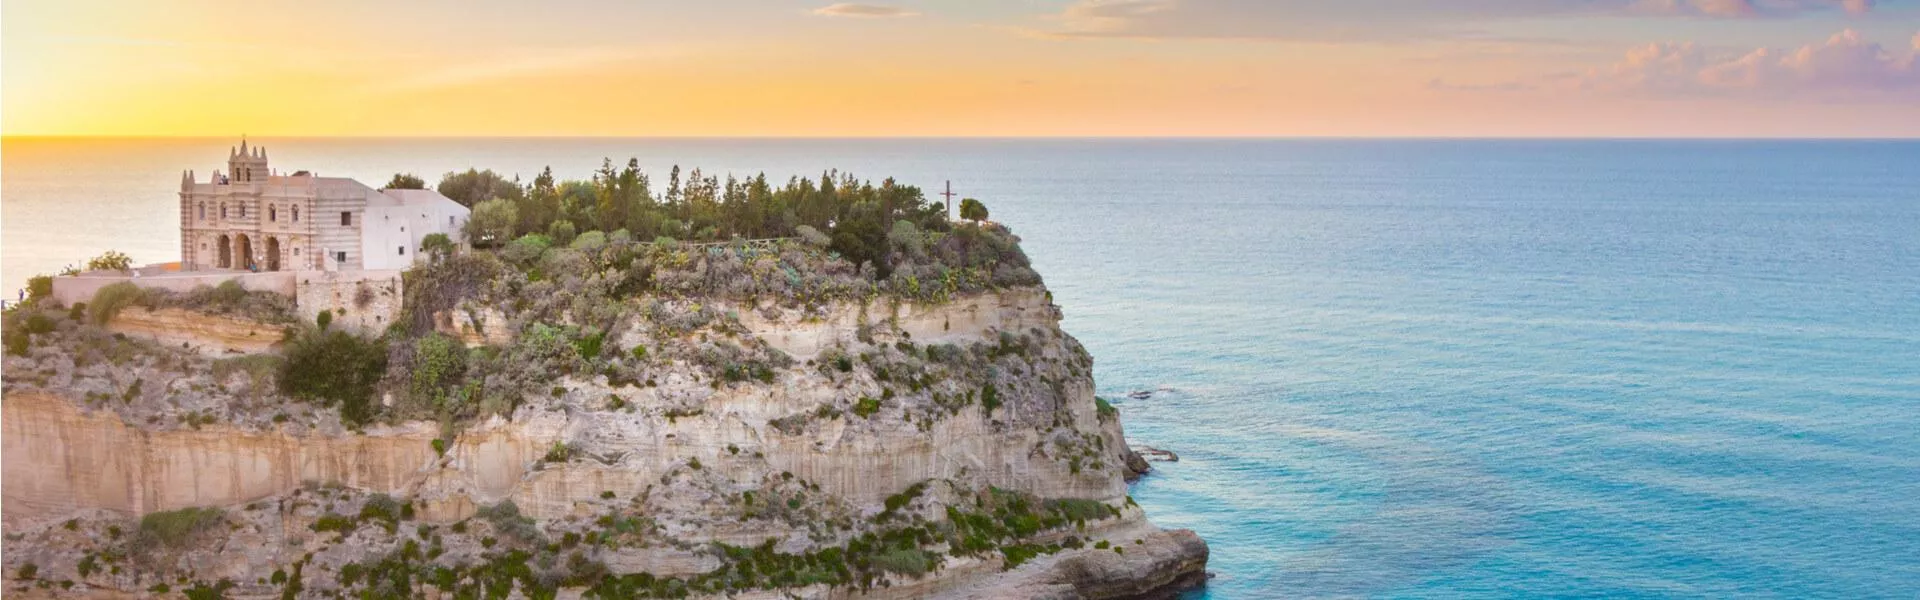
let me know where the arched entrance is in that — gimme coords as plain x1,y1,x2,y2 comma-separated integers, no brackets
217,235,232,268
265,237,281,271
235,234,254,271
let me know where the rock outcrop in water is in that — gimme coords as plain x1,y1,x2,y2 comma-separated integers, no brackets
3,245,1206,599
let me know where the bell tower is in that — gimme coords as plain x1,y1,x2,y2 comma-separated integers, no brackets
227,137,269,183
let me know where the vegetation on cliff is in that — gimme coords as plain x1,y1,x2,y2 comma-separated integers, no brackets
9,479,1130,599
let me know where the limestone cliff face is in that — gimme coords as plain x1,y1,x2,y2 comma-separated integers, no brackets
104,307,282,356
0,393,546,529
8,289,1122,525
3,287,1205,598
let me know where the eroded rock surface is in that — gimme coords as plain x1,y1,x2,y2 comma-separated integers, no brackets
3,287,1207,598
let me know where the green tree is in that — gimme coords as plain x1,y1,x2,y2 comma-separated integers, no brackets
436,168,522,208
959,198,989,223
517,166,560,237
409,333,467,411
26,275,53,303
830,217,888,276
465,198,519,247
279,329,387,426
86,250,134,273
385,173,427,190
420,233,456,262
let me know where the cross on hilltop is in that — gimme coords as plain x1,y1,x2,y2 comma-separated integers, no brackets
941,180,957,221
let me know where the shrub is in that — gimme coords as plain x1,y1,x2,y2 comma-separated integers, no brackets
888,221,925,258
136,507,224,550
209,280,248,305
3,328,27,357
884,482,927,515
548,220,578,246
409,333,467,408
311,513,356,534
87,282,145,324
1047,499,1115,523
796,225,831,248
575,330,605,360
959,198,989,223
981,383,1001,414
502,234,553,264
570,230,607,253
477,501,544,545
421,233,456,261
16,562,37,580
26,275,53,302
279,329,388,426
1094,396,1118,420
315,309,333,330
542,441,573,464
358,494,408,531
853,397,881,418
24,312,56,335
870,548,933,577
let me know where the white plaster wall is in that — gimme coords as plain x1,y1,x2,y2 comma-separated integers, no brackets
361,194,469,270
360,206,417,271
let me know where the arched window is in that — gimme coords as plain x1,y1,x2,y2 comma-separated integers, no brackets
269,206,277,222
292,206,300,222
198,203,205,220
239,204,247,218
221,203,228,219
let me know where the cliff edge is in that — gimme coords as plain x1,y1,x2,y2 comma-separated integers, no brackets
3,233,1206,598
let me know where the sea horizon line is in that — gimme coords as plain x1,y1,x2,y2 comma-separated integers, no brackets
6,134,1920,142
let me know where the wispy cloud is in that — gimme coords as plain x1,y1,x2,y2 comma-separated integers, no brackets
1033,0,1884,43
812,3,918,18
1435,29,1920,98
1628,0,1878,17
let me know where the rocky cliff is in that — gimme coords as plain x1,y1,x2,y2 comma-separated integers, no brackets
3,283,1206,598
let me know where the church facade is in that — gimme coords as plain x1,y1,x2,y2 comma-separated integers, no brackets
178,141,470,272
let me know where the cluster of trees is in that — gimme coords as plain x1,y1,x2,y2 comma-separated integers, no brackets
401,162,992,276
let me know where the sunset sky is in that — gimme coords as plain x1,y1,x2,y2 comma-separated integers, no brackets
5,0,1919,137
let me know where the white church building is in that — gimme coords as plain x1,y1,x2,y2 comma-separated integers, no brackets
179,140,469,272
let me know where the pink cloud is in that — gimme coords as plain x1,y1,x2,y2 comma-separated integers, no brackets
1581,29,1920,95
1629,0,1876,17
811,3,918,18
1040,0,1879,42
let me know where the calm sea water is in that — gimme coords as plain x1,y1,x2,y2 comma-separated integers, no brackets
5,138,1919,598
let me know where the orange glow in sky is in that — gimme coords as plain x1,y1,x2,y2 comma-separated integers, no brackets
5,1,1918,137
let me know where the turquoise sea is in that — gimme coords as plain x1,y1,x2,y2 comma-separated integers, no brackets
5,138,1919,598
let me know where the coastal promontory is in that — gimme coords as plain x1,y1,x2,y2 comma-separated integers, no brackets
2,159,1206,599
